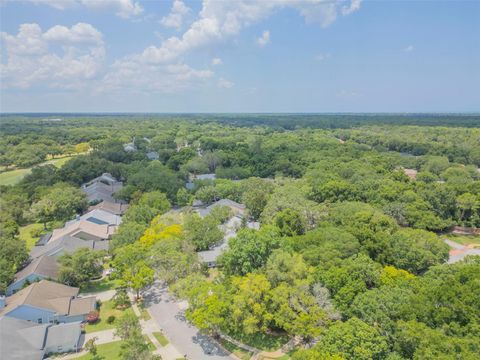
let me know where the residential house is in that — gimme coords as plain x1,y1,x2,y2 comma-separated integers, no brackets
81,173,123,204
30,235,109,261
197,215,242,268
196,173,216,181
89,200,129,215
123,142,137,152
50,218,117,243
146,151,159,160
0,316,82,360
197,198,247,218
7,256,58,295
1,280,96,324
64,209,122,228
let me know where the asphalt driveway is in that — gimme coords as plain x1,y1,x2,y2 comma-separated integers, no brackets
144,282,235,360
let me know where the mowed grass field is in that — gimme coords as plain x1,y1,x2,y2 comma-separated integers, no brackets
0,155,76,186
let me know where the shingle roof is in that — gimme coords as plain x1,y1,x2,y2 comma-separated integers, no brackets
64,209,121,227
0,280,94,317
89,200,129,215
51,219,117,242
0,316,47,360
197,199,246,218
30,236,100,259
45,321,81,349
0,316,82,360
14,256,59,283
69,297,96,316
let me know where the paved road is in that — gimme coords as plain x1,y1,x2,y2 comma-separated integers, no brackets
144,282,235,360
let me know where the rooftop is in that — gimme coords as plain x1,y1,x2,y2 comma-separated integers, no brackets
1,280,95,317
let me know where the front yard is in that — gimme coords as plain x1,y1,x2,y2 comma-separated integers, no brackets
84,299,134,333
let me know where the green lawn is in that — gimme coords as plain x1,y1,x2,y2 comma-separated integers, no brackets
0,154,77,186
153,331,169,346
229,332,290,352
219,338,253,360
80,278,122,293
77,340,123,360
444,234,480,246
84,299,134,333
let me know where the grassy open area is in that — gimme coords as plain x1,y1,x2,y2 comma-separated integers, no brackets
0,154,77,186
218,338,253,360
229,332,289,352
444,234,480,246
80,277,122,293
84,299,134,333
77,340,123,360
153,331,169,346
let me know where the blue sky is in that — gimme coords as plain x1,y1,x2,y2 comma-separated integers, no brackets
1,0,479,112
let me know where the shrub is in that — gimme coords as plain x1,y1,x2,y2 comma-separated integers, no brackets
86,310,99,324
107,315,116,324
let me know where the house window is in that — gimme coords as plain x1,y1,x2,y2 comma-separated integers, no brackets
38,318,42,323
57,346,62,351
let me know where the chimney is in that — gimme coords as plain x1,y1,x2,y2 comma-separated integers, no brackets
0,295,6,309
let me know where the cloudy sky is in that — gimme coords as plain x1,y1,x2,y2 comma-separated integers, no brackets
1,0,479,112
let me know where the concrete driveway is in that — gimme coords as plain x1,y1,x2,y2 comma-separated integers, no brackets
144,282,235,360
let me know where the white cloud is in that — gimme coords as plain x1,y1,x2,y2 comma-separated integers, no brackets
336,89,360,98
30,0,77,10
43,23,103,45
342,0,362,15
28,0,144,18
212,57,223,65
315,52,331,61
257,30,270,47
2,0,363,95
132,0,362,65
1,22,105,89
161,0,191,30
217,77,234,89
404,45,414,53
100,60,213,94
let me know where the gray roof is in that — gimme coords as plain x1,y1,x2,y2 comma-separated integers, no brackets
146,151,159,160
82,181,123,203
198,240,228,264
64,209,122,227
45,321,81,349
197,199,246,218
35,233,52,246
0,316,47,360
30,236,109,259
14,255,59,283
196,173,216,181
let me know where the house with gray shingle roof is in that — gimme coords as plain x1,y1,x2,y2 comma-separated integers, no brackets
1,280,96,324
81,173,123,204
0,316,82,360
7,256,59,295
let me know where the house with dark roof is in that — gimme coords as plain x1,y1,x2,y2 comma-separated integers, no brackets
0,316,82,360
7,256,59,295
1,280,96,324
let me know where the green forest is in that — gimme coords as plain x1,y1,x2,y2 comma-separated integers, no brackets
1,114,479,360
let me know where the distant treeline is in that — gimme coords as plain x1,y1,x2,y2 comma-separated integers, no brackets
2,113,480,131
